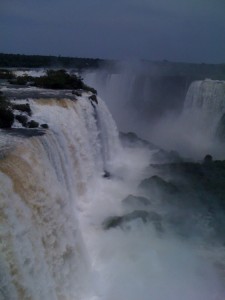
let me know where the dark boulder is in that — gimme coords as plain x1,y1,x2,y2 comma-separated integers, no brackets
41,123,49,129
203,154,213,164
12,103,32,116
0,108,14,128
216,113,225,142
72,90,82,97
119,131,156,149
89,94,98,104
152,149,183,163
103,210,162,232
103,170,111,178
27,120,39,128
122,194,151,208
15,114,28,127
139,175,179,195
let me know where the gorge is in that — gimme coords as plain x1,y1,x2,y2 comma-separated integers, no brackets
0,68,225,300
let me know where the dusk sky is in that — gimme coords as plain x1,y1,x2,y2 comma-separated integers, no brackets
1,0,225,63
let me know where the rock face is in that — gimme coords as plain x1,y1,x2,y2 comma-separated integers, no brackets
149,159,225,241
151,149,183,163
102,170,110,178
12,103,32,115
0,107,14,128
89,94,98,104
27,120,39,128
15,114,28,126
139,175,179,195
102,210,162,232
122,194,151,209
41,123,49,129
216,113,225,142
119,131,156,149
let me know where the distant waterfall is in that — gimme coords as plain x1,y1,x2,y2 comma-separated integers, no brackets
183,79,225,136
0,95,120,300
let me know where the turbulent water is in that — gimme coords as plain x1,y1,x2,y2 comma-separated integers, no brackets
85,69,225,159
0,93,120,300
0,86,225,299
182,79,225,139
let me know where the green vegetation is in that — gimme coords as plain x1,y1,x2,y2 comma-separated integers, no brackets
0,91,10,108
8,69,97,93
0,69,97,129
11,103,32,115
0,69,15,80
0,53,103,70
0,92,14,128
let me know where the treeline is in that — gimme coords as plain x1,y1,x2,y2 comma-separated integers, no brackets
151,60,225,80
0,52,225,79
0,53,104,69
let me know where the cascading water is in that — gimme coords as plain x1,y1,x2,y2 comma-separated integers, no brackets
85,67,225,158
0,93,120,300
1,86,225,300
84,69,142,134
182,79,225,136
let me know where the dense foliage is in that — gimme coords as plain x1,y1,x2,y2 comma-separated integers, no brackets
0,69,15,80
0,53,103,70
8,69,97,93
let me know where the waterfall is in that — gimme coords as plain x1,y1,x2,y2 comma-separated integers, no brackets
0,94,120,300
1,87,225,300
183,79,225,136
83,65,188,135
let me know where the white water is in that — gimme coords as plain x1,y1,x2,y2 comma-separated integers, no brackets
168,79,225,157
83,67,152,134
12,69,46,78
85,69,225,158
182,79,225,136
0,92,225,300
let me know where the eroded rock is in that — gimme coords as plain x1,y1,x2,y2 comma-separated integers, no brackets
103,210,162,232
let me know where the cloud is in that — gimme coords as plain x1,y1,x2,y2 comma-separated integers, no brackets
0,0,225,62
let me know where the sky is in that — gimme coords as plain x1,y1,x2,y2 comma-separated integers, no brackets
0,0,225,63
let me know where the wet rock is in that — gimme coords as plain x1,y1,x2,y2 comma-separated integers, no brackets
103,170,111,178
0,108,14,128
72,90,82,97
27,120,39,128
122,194,151,208
5,128,46,137
203,154,213,164
119,131,156,149
89,94,98,104
41,123,49,129
152,149,183,163
15,114,28,127
12,103,32,116
103,210,162,232
139,175,179,195
216,113,225,142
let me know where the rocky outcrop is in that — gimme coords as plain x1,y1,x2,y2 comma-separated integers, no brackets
27,120,39,128
102,210,162,232
12,103,32,115
89,94,98,104
122,194,151,209
15,114,28,126
0,107,14,128
119,131,156,149
149,159,225,241
41,123,49,129
216,113,225,142
139,175,179,195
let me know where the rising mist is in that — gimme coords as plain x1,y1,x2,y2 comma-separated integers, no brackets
84,61,225,159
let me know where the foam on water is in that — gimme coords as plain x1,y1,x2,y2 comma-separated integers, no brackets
0,92,225,300
79,145,225,300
